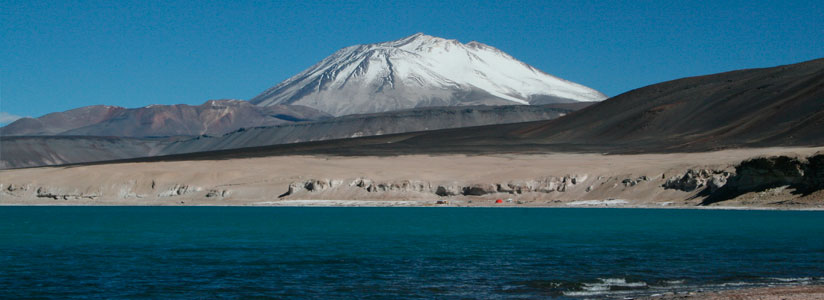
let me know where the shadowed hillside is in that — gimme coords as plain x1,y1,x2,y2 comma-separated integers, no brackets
504,57,824,151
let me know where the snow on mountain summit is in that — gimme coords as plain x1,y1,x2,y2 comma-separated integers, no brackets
250,33,607,116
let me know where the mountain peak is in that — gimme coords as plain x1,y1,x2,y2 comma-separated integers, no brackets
397,32,442,43
402,32,432,41
250,34,607,116
371,33,461,52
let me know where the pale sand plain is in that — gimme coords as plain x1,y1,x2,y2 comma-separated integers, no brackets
1,146,822,207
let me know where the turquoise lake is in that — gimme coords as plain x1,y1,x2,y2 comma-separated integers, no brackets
1,207,822,299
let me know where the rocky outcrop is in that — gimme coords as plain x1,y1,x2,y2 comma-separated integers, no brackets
463,184,498,196
622,176,650,187
287,179,345,194
702,153,824,204
730,156,805,190
4,183,29,193
284,178,432,196
157,184,202,197
205,189,229,198
435,184,461,196
35,187,100,200
495,176,583,194
0,179,241,202
663,169,731,193
804,153,824,190
280,175,589,198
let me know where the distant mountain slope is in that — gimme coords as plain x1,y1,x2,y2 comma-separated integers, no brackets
0,103,590,169
1,100,331,137
159,103,590,154
250,33,606,116
0,136,169,169
0,105,126,136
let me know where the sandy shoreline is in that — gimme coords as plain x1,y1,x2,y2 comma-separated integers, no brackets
2,146,823,208
3,201,824,211
639,284,824,300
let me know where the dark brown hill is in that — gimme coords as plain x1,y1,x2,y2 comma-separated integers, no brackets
508,57,824,151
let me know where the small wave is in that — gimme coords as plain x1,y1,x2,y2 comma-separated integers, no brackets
596,278,647,286
770,277,813,283
562,290,611,297
720,281,755,287
563,278,647,296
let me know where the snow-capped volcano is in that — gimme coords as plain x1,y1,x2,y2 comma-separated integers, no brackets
250,33,607,116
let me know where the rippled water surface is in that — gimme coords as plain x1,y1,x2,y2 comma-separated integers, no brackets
1,207,823,299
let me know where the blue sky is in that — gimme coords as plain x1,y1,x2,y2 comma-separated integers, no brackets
1,0,822,122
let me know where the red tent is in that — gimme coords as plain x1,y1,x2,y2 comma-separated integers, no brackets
495,199,503,203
